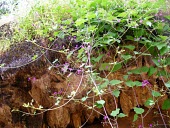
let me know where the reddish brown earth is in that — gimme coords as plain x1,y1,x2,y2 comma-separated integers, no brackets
0,40,170,128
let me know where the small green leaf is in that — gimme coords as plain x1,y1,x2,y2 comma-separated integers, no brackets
134,81,142,86
99,80,109,89
112,90,120,98
92,54,104,63
152,90,161,97
95,100,105,108
123,75,128,80
75,18,86,26
81,97,88,102
162,99,170,110
134,107,144,114
165,81,170,88
0,63,5,67
110,108,120,117
125,81,135,87
145,98,155,106
99,63,111,71
32,54,38,60
133,114,138,122
121,54,132,60
110,80,123,86
129,66,149,74
148,66,157,76
118,113,127,118
123,45,135,50
146,21,152,27
77,48,85,58
111,63,122,72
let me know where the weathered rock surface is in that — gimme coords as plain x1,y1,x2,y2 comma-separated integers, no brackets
0,39,170,128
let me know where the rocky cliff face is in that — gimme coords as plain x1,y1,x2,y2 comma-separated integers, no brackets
0,39,170,128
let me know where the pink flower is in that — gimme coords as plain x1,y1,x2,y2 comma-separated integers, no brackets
103,116,108,120
117,19,121,23
142,80,150,87
139,20,143,24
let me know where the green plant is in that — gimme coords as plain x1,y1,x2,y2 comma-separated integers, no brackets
3,0,170,127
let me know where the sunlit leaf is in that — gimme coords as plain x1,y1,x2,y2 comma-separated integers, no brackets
145,98,155,106
162,99,170,110
112,90,120,98
110,80,123,86
152,90,161,97
110,108,120,117
118,113,127,118
134,107,144,114
133,114,138,122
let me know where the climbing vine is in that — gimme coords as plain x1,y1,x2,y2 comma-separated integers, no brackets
1,0,170,127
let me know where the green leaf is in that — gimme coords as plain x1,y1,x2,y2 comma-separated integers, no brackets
129,66,149,74
75,18,86,26
152,58,160,66
110,80,123,86
112,90,120,98
123,45,135,50
92,54,104,63
0,63,5,67
81,97,88,102
99,63,111,71
110,108,120,117
160,47,169,55
125,81,135,87
123,75,128,80
134,81,142,86
118,12,127,18
162,99,170,110
148,66,157,76
99,80,109,89
67,51,74,59
118,113,127,118
32,54,38,60
77,48,85,58
152,90,161,97
146,21,152,27
121,54,132,60
111,63,122,72
133,114,138,122
134,107,144,114
95,100,105,108
145,98,155,106
165,81,170,88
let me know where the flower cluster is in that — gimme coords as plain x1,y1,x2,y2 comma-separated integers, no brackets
142,80,151,87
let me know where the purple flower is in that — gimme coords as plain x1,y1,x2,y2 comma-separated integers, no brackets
139,20,143,24
155,13,158,17
32,77,36,81
103,116,108,120
77,69,82,75
142,80,150,87
117,19,121,23
73,36,76,39
75,45,78,49
69,68,73,71
107,52,110,56
138,125,142,128
53,92,57,95
158,60,160,62
28,77,31,81
149,124,153,127
68,36,71,40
